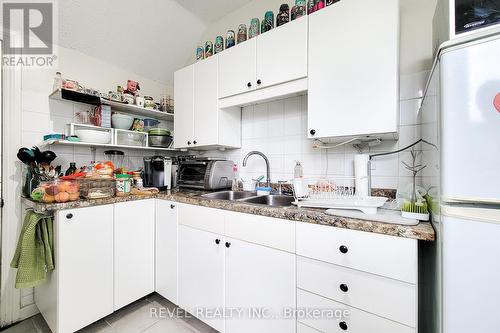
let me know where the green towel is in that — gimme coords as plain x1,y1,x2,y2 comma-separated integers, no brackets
11,211,54,289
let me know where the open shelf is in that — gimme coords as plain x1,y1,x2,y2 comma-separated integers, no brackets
41,139,177,152
49,89,175,121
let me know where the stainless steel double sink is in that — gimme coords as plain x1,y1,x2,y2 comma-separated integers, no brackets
201,191,295,207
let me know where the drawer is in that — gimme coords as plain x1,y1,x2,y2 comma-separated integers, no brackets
178,204,224,235
297,289,415,333
297,256,416,327
298,322,322,333
296,222,417,283
225,211,295,253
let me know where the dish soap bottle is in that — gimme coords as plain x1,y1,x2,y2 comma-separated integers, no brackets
232,164,239,191
294,161,303,179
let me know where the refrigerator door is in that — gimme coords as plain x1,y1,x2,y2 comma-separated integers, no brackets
441,205,500,333
440,36,500,204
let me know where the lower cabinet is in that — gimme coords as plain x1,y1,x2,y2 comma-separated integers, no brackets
225,237,296,333
114,199,155,310
155,200,178,304
178,225,225,332
35,205,114,333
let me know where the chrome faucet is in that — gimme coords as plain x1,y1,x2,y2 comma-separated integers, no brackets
242,151,271,187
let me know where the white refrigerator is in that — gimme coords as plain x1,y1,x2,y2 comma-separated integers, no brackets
421,33,500,333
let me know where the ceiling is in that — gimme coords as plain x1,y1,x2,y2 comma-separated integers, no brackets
58,0,251,86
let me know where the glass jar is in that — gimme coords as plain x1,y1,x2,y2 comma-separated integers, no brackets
115,174,131,196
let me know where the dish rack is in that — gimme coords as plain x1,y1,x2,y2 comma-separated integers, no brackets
292,177,388,214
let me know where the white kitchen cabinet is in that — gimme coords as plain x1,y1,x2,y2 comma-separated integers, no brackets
225,237,296,333
35,205,114,333
175,57,241,149
174,65,194,148
218,38,257,98
256,15,308,89
178,225,225,332
114,199,155,310
155,200,178,304
308,0,400,139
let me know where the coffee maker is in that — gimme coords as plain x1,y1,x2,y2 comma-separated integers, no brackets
143,156,172,190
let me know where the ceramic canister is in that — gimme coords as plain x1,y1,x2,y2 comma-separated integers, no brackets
277,4,290,27
205,41,214,57
237,24,248,43
263,11,274,33
249,18,260,38
226,30,236,49
214,36,224,54
196,46,204,61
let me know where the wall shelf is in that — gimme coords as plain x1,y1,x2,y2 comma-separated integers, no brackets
40,139,177,152
49,89,175,121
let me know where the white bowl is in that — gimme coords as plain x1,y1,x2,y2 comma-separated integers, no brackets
75,129,111,144
111,113,134,130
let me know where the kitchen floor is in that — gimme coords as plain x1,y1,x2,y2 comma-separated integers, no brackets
2,293,218,333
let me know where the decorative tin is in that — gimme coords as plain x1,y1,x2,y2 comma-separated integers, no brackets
261,19,265,34
277,4,290,26
226,30,236,49
237,24,248,43
205,41,213,58
292,0,307,20
196,46,204,61
307,0,315,14
308,0,325,13
263,11,275,33
249,18,260,39
316,0,326,10
214,36,224,54
326,0,336,6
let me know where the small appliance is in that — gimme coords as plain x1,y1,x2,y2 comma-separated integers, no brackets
143,156,172,191
178,157,234,190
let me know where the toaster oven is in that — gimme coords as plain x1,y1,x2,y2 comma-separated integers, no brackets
178,158,234,190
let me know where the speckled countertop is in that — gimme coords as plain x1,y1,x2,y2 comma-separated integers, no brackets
24,190,435,241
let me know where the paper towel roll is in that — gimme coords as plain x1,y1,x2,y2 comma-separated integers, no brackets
354,154,370,197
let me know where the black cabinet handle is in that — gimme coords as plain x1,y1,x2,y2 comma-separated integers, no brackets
215,239,221,245
339,321,348,330
187,141,191,145
339,245,348,254
193,141,197,145
310,129,316,136
247,82,252,88
225,242,231,248
340,284,349,292
170,204,175,209
257,79,262,85
66,213,73,219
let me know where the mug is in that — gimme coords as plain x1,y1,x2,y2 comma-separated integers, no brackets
136,96,145,107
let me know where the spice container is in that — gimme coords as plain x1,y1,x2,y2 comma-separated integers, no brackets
31,179,80,203
116,174,131,196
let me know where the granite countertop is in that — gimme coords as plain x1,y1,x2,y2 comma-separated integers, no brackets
24,190,435,242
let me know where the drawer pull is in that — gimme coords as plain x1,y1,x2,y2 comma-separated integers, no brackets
339,245,348,254
340,284,349,292
215,239,221,245
225,242,231,248
339,321,348,330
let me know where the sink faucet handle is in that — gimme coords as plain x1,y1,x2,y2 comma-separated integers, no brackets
277,180,289,195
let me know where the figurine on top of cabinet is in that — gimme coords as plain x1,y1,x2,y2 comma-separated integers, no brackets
237,24,248,43
263,11,274,33
226,30,236,49
277,4,290,26
292,0,307,20
249,18,260,39
205,41,214,57
196,46,204,61
124,80,140,96
214,36,224,54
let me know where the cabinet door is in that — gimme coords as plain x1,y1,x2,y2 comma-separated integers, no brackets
225,237,296,333
194,56,219,147
155,200,178,304
308,0,399,138
58,205,114,333
114,199,155,309
178,225,225,332
174,65,194,148
218,38,257,98
256,15,308,89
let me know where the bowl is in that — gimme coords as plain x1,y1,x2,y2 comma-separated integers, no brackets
148,135,173,148
75,129,111,144
112,113,134,130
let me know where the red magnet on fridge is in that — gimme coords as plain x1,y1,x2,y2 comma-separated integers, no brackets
494,93,500,113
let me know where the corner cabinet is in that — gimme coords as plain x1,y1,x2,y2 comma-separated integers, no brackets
307,0,400,139
174,56,241,150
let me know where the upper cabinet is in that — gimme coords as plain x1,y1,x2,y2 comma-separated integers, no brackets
307,0,400,139
174,57,241,150
218,16,308,99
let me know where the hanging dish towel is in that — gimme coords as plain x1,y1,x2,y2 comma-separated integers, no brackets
11,210,54,289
